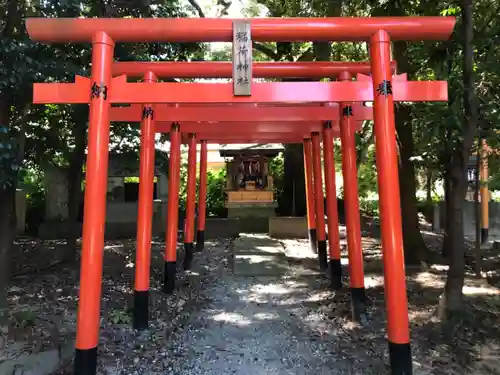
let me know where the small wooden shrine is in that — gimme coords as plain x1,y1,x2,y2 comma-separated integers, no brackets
220,144,283,218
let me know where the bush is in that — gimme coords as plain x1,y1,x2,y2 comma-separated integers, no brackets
206,168,227,217
268,152,284,212
359,192,380,217
178,154,227,217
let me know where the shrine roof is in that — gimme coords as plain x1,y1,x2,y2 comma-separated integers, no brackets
219,143,284,158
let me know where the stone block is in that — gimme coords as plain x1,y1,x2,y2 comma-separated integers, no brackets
204,218,241,239
269,216,308,238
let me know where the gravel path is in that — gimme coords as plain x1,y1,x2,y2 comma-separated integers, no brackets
9,233,500,375
170,277,345,375
163,234,374,375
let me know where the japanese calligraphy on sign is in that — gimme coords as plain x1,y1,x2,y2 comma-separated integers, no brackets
90,82,108,100
142,106,154,120
342,105,353,117
232,21,252,96
376,80,393,97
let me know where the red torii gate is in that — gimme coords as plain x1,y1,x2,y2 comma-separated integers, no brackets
107,61,374,302
108,62,375,304
26,16,455,375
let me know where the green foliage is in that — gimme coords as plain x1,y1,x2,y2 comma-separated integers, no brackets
177,148,227,217
0,127,19,189
359,194,380,217
268,152,284,205
109,309,132,325
20,167,45,234
14,309,38,328
206,168,227,217
356,144,378,199
486,155,500,191
178,149,189,212
1,0,499,239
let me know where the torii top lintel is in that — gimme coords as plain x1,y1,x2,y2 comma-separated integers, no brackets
26,17,455,43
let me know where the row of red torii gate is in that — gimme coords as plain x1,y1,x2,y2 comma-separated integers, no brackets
26,16,456,375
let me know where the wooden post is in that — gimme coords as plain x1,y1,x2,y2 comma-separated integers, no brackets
370,30,412,375
74,32,114,375
133,71,157,330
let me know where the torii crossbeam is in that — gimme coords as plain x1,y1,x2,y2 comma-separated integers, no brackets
109,102,372,122
33,74,447,104
112,61,397,78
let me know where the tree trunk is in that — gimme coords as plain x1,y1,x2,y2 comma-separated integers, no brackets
0,96,16,311
438,164,467,319
442,170,452,259
282,144,306,216
391,39,428,265
281,77,308,217
65,112,87,262
0,186,15,312
439,0,477,321
426,169,433,204
395,104,428,265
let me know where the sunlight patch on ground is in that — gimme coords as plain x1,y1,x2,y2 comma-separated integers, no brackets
210,312,253,326
463,285,500,296
236,254,279,264
255,245,282,254
430,264,449,271
103,244,125,254
304,291,331,303
239,233,269,239
282,247,317,259
414,272,445,288
249,283,291,295
409,309,435,322
420,230,441,237
253,312,280,320
364,275,385,288
413,270,500,295
283,279,309,289
342,321,363,331
239,293,268,304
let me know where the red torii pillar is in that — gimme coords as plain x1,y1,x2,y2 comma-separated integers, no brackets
183,133,197,269
311,132,327,271
164,123,181,294
339,72,367,323
73,32,114,375
322,121,342,289
371,30,411,373
133,71,157,330
196,140,208,251
303,139,317,254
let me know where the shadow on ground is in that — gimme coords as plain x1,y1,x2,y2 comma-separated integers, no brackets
5,228,500,375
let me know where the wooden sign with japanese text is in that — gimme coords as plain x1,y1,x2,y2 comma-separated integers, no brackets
232,21,252,96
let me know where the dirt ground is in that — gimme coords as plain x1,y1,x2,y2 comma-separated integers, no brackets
3,226,500,374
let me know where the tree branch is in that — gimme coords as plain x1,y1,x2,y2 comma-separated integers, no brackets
187,0,205,17
253,42,280,61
